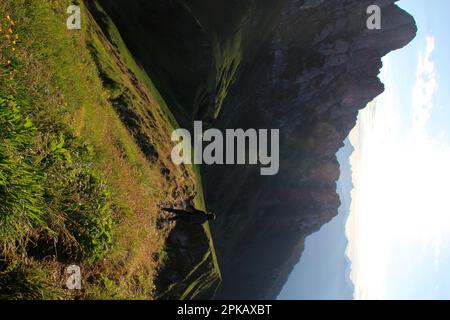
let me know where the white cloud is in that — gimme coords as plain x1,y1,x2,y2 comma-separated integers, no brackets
346,35,450,299
411,36,438,136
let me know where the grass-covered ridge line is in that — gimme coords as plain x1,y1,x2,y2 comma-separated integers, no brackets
0,0,220,299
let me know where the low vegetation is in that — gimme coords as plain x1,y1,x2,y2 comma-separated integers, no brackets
0,0,219,299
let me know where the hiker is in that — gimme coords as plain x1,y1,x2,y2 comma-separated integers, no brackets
162,204,216,225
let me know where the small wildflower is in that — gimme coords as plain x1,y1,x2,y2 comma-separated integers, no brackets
10,20,15,26
7,60,11,65
8,28,13,33
6,15,11,21
11,47,16,52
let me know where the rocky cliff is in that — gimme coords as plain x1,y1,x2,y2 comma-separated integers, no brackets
207,0,417,299
94,0,417,299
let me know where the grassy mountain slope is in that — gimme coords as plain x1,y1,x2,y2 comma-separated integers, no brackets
0,0,219,299
93,0,285,125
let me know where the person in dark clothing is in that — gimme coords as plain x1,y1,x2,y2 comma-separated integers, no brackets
162,204,216,225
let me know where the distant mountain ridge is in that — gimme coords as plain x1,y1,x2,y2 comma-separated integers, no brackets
336,139,356,298
278,139,354,300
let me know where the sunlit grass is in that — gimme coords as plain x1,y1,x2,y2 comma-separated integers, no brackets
0,0,195,299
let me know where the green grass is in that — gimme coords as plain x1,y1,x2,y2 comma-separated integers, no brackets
0,0,118,297
192,32,243,122
0,0,221,300
1,0,114,261
0,261,66,300
87,0,179,129
182,164,222,299
85,1,222,299
0,96,45,250
192,165,221,280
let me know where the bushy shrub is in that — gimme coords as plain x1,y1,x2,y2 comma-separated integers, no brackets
0,96,46,251
0,95,113,263
42,132,113,263
0,261,64,299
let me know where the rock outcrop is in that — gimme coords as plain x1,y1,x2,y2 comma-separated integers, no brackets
206,0,416,299
94,0,417,299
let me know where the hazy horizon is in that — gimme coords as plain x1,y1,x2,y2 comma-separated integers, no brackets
281,0,450,300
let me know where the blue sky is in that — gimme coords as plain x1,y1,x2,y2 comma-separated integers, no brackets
346,0,450,299
392,0,450,141
280,0,450,300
